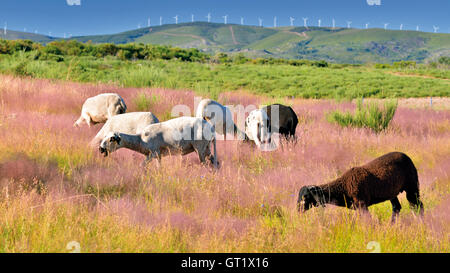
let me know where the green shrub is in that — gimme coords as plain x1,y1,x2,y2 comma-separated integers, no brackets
374,63,392,69
13,61,31,76
393,61,416,69
438,56,450,65
133,92,162,111
327,99,398,133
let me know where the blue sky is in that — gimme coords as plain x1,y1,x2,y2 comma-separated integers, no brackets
0,0,449,37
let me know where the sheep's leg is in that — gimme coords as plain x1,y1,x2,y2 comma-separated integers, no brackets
149,150,161,167
390,197,402,223
141,155,152,167
197,146,207,164
82,112,92,127
406,191,424,216
73,116,84,127
204,139,219,169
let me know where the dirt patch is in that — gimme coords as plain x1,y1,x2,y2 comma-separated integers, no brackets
282,30,309,39
386,71,449,82
353,97,450,110
229,26,238,45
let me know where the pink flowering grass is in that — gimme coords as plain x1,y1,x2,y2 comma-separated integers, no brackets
0,75,448,252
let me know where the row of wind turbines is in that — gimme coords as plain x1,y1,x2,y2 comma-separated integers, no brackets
140,14,441,33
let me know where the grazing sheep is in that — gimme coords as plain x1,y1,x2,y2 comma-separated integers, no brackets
195,99,247,140
297,152,424,222
245,109,271,148
89,112,159,147
99,116,218,168
261,104,298,139
74,93,127,127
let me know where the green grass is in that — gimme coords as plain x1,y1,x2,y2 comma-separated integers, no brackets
327,99,398,133
133,92,163,111
0,53,448,100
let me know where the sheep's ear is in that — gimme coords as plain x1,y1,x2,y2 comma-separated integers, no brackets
309,186,326,205
307,186,320,202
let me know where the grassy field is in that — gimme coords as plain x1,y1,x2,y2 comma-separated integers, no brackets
0,74,448,252
0,52,448,100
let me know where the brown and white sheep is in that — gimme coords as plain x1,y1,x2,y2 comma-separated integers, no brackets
297,152,424,222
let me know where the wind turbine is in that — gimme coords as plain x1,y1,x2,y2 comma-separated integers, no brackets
160,16,163,26
365,22,370,29
384,23,389,30
173,15,179,24
332,18,336,29
222,15,228,25
289,17,295,27
433,26,439,33
399,24,403,30
318,19,321,27
240,17,244,25
148,18,151,27
191,14,194,23
206,13,211,23
258,18,263,27
346,21,352,29
274,16,277,28
302,17,308,28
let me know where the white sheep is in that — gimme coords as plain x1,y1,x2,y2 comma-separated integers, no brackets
74,93,127,127
245,109,272,148
90,112,159,147
195,98,247,140
99,116,218,168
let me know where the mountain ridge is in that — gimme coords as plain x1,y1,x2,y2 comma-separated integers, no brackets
1,22,449,64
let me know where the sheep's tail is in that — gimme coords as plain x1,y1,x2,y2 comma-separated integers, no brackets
405,158,424,215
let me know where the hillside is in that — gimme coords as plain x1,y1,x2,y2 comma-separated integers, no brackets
3,22,450,63
0,29,53,43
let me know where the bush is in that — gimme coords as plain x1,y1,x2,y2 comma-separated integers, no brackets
393,61,416,69
13,61,32,76
374,63,392,69
438,56,450,65
327,99,398,133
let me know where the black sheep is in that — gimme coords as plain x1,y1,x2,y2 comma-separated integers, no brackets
297,152,424,222
262,104,298,139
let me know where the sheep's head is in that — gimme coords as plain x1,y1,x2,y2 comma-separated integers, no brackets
245,109,271,148
99,132,121,157
297,186,325,213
